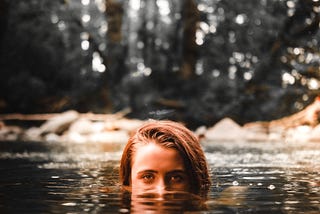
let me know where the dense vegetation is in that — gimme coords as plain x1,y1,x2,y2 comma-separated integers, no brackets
0,0,319,128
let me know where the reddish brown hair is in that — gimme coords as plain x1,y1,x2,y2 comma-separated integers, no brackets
119,120,210,196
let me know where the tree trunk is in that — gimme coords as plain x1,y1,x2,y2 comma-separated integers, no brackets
244,96,320,132
180,0,200,79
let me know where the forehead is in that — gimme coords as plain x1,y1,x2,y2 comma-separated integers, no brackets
131,143,185,171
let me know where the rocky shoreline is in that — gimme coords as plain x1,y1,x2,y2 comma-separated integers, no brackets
1,107,320,145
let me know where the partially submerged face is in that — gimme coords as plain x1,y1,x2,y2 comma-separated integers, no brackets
119,120,210,197
131,143,190,196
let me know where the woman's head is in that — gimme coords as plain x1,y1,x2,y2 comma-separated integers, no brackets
119,120,210,196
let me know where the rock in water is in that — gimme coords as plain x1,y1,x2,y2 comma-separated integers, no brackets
204,118,245,142
39,110,79,135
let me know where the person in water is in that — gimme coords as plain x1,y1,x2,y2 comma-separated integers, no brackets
119,120,210,197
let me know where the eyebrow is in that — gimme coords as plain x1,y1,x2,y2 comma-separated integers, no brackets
137,169,187,175
137,170,157,175
167,170,187,175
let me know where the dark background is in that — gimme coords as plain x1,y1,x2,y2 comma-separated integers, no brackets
0,0,319,128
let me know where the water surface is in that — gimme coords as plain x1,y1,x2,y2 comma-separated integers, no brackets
0,140,319,213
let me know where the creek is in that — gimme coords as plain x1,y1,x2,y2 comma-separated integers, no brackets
0,140,319,213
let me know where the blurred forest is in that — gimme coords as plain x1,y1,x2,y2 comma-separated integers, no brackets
0,0,319,128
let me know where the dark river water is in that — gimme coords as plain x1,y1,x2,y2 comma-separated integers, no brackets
0,140,319,213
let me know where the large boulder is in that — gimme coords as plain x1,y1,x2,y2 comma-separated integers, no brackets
202,118,246,142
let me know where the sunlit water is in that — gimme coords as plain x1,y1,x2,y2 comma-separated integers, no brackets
0,140,319,213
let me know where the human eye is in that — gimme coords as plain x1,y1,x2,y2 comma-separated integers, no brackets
140,173,155,184
168,174,185,184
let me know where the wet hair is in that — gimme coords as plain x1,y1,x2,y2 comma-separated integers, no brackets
119,120,210,196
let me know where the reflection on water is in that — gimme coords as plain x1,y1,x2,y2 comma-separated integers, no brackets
0,140,319,213
127,191,206,213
